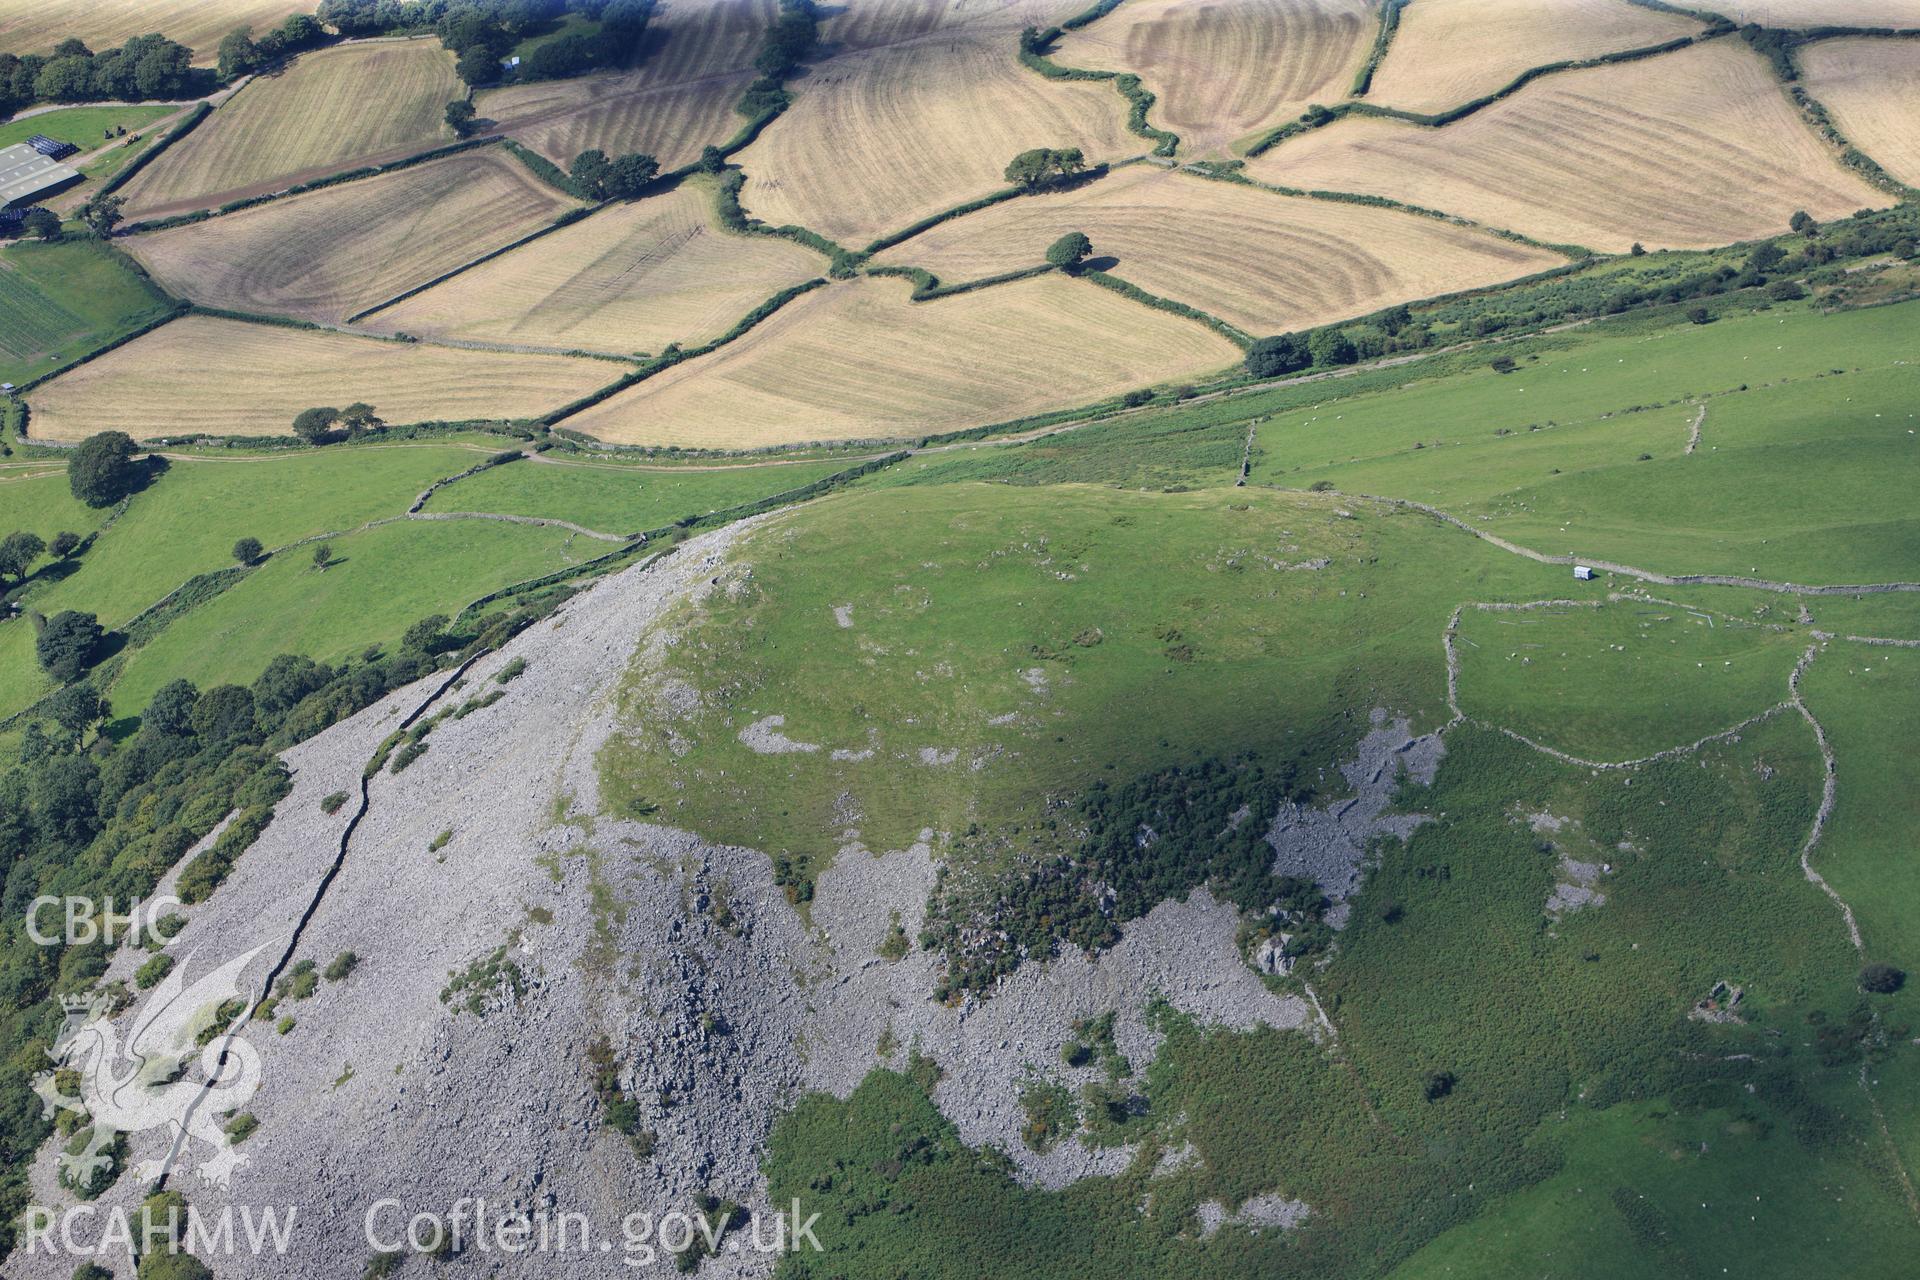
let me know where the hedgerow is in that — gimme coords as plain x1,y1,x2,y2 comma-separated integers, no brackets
99,102,211,196
1080,270,1253,348
1017,27,1178,155
1350,0,1408,95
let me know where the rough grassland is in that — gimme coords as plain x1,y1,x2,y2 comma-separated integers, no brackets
481,0,771,169
1054,0,1375,153
0,0,303,61
1799,38,1920,188
733,18,1140,245
422,454,854,534
1250,41,1888,252
126,148,584,323
599,482,1556,867
1367,0,1700,115
564,273,1240,448
878,164,1562,335
117,40,461,217
24,316,614,440
368,182,822,354
0,237,174,386
109,518,588,714
1453,599,1805,761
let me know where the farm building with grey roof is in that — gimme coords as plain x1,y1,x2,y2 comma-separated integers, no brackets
0,141,81,210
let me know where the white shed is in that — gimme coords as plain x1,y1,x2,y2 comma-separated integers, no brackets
1573,565,1595,581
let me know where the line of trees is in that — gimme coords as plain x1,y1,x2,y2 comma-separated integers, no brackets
212,14,328,79
0,35,201,115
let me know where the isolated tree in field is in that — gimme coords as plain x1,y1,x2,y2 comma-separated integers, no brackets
232,536,263,565
340,402,384,438
291,406,339,444
1045,231,1092,272
445,99,477,137
217,26,260,78
68,430,141,506
570,148,611,198
1245,333,1309,379
36,609,103,682
311,542,332,570
80,193,123,238
604,152,659,199
0,531,46,584
21,207,59,241
1004,147,1086,191
1790,209,1817,236
49,531,81,559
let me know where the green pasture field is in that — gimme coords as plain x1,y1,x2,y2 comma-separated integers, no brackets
23,443,498,630
0,467,109,543
426,455,856,536
598,482,1567,881
0,238,174,386
110,516,590,711
0,105,177,152
1452,598,1807,760
888,412,1249,491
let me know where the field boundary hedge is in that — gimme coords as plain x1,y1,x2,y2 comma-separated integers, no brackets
1016,28,1179,156
865,263,1054,301
501,138,585,197
1351,0,1409,96
540,277,828,426
119,136,501,234
1185,164,1591,258
1080,269,1253,348
711,167,860,273
12,306,188,401
1244,32,1709,157
344,204,600,324
99,101,212,196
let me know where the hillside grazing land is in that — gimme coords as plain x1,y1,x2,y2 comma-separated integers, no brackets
480,0,771,169
564,273,1240,447
0,0,304,60
1250,41,1888,251
1799,38,1920,188
0,237,174,386
1366,0,1700,115
877,164,1562,336
116,39,462,218
1053,0,1375,153
368,182,822,354
732,17,1140,245
126,148,584,324
24,315,614,440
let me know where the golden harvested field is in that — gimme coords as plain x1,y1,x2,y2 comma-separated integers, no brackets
368,182,824,354
0,0,303,61
734,19,1139,246
25,315,614,441
878,164,1561,335
1054,0,1375,153
481,0,772,168
1800,38,1920,187
117,40,461,218
1366,0,1700,115
1718,1,1920,22
563,273,1240,447
126,148,583,324
818,0,1059,51
485,72,754,172
1249,41,1888,252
